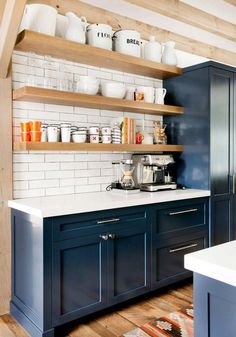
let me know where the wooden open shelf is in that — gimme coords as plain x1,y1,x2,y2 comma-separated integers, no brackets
13,87,184,116
15,30,182,80
13,142,184,153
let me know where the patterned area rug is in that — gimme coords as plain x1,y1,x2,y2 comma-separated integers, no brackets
120,305,194,337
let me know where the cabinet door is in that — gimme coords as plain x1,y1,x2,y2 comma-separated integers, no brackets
210,68,234,245
52,234,107,325
107,221,151,305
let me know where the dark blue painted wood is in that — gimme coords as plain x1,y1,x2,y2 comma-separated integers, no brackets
52,232,107,325
11,200,208,337
107,220,151,304
194,273,236,337
164,62,235,246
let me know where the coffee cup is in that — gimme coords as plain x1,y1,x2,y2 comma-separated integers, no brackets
47,125,58,142
90,134,99,143
136,86,155,103
102,135,112,144
155,88,167,105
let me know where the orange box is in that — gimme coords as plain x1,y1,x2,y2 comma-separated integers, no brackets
30,121,41,132
21,132,31,142
20,122,31,132
30,131,41,142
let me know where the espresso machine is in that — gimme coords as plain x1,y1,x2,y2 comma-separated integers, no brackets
132,154,177,192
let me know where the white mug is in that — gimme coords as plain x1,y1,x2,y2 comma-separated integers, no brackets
136,86,155,103
90,134,99,143
102,135,112,144
155,88,167,105
47,125,58,142
61,126,71,143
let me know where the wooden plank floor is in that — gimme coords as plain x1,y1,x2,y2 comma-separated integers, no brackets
0,281,192,337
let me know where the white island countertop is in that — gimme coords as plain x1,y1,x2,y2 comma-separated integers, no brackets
8,189,210,218
185,240,236,287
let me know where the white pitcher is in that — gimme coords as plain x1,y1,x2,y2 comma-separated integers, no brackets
65,12,87,44
155,88,167,105
19,4,57,36
144,36,162,63
161,41,177,66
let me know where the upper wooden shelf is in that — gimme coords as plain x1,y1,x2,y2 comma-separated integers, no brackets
15,30,182,80
13,142,184,153
13,86,184,116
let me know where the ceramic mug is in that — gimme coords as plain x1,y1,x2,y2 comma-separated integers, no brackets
136,86,155,103
155,88,167,105
136,132,144,144
47,125,58,142
102,135,112,144
90,134,99,143
61,126,71,143
101,126,111,135
89,126,99,135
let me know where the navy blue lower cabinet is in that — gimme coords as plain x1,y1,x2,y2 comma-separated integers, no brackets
10,199,208,337
194,273,236,337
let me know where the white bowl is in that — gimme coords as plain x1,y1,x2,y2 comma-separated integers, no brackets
101,82,126,99
75,76,99,95
72,133,87,143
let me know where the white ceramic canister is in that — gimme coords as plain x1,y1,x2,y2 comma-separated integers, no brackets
155,88,167,105
19,4,57,36
86,24,112,50
60,123,71,143
144,36,162,63
90,134,99,143
47,125,58,142
161,41,177,66
113,29,141,57
142,131,153,144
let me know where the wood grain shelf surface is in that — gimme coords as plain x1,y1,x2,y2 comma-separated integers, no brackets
15,30,182,80
13,86,184,116
13,142,184,153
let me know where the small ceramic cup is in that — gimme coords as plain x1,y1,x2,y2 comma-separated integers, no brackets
47,125,58,142
102,135,112,144
41,123,48,142
89,126,99,135
101,126,111,135
90,134,99,143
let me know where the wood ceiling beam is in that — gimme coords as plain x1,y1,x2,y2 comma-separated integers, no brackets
27,0,236,66
224,0,236,6
126,0,236,42
0,0,26,79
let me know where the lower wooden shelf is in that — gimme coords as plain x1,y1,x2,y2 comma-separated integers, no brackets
13,142,184,152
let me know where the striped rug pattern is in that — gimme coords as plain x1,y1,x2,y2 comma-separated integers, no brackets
120,305,194,337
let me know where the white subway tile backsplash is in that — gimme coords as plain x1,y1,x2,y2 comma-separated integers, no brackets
29,179,59,189
45,170,74,179
12,50,163,199
45,186,74,196
29,163,59,171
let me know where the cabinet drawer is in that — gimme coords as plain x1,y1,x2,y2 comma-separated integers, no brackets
52,207,147,241
154,237,205,283
154,199,207,235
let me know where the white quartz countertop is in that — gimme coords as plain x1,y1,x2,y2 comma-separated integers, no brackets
185,240,236,287
8,189,210,218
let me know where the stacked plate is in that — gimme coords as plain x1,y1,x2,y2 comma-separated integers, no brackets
112,126,121,144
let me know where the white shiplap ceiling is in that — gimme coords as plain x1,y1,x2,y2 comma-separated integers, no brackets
82,0,236,66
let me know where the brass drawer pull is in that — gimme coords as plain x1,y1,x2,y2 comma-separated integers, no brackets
169,243,198,253
168,208,198,216
97,218,120,224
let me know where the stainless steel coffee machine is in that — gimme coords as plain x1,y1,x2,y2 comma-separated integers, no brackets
132,154,177,192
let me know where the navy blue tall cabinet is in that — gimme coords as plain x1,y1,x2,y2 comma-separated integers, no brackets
164,61,236,246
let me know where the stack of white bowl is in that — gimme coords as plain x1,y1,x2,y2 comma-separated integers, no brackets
112,125,121,144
